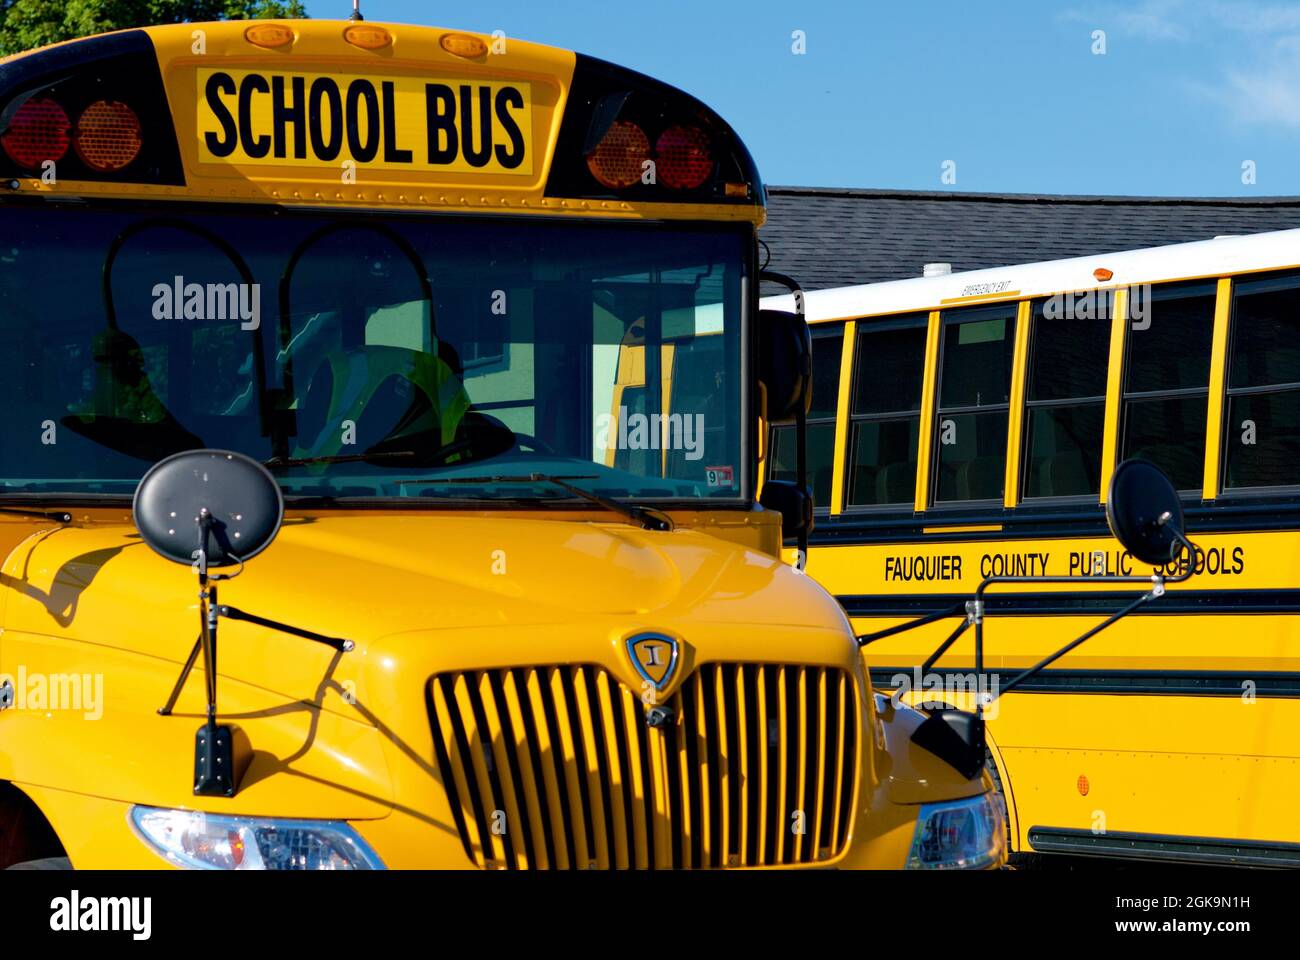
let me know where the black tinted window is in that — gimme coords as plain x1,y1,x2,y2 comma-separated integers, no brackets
1224,272,1300,490
1022,298,1110,499
1120,282,1215,493
768,322,844,511
933,304,1016,504
846,316,928,509
1125,283,1215,393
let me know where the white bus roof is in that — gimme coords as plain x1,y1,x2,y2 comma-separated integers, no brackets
762,226,1300,323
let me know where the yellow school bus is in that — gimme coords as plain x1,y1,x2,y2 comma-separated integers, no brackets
767,230,1300,867
0,18,1009,869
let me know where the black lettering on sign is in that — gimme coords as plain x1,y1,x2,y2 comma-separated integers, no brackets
345,79,380,163
460,84,493,168
494,86,525,169
272,75,307,160
425,83,457,164
238,72,271,159
883,555,963,583
380,81,413,163
204,72,238,157
1160,545,1246,578
309,77,343,161
980,552,1050,578
1068,549,1132,576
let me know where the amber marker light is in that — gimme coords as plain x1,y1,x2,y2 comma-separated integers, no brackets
587,121,650,189
244,23,295,49
440,33,488,58
345,24,393,50
75,100,142,171
1094,267,1114,282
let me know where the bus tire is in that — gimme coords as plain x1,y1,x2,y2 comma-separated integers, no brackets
0,782,66,870
983,746,1043,869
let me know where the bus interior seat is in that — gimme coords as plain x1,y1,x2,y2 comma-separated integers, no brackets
1042,449,1088,497
956,456,1004,501
850,465,876,505
875,462,914,506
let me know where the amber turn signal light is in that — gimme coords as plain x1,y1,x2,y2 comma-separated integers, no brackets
440,33,487,58
345,24,392,50
244,24,295,49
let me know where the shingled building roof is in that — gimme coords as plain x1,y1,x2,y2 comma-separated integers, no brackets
761,186,1300,290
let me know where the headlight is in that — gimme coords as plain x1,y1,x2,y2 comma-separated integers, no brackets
129,807,385,870
905,793,1005,870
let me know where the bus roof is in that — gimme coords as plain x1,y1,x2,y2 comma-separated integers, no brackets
0,20,764,223
763,226,1300,322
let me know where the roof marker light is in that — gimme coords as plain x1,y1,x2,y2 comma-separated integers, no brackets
345,24,392,50
440,33,487,58
1094,267,1114,281
245,23,295,48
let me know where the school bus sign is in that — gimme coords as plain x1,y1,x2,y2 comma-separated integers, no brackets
197,68,534,175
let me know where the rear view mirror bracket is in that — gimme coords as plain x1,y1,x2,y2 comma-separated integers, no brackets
759,270,813,566
857,459,1200,780
135,449,355,798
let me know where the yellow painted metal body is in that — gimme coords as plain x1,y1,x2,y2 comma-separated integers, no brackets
798,271,1300,862
0,506,989,869
0,21,995,869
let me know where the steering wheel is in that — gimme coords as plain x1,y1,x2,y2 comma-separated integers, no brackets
510,432,557,455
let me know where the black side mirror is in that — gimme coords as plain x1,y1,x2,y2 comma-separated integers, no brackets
1105,459,1185,565
136,449,352,799
760,479,814,541
757,309,812,423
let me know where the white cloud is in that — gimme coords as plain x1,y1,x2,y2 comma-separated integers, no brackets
1067,1,1300,128
1222,37,1300,126
1065,0,1300,40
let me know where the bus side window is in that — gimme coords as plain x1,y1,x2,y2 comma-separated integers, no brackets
845,315,928,509
932,304,1017,505
1223,271,1300,491
1021,299,1109,498
768,321,843,511
1121,281,1216,493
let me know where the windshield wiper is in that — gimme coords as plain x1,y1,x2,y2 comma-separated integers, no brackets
262,450,417,470
439,473,674,532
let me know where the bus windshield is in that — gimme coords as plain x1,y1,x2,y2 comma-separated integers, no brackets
0,203,747,505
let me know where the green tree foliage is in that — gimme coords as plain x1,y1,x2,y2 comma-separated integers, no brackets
1,1,310,56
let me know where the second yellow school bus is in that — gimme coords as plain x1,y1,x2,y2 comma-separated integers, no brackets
767,230,1300,866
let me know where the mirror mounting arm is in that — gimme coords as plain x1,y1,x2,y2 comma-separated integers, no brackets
154,507,354,798
970,539,1201,703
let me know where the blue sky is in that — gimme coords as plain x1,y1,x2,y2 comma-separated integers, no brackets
305,0,1300,197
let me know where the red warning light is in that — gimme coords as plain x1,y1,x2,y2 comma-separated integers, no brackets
1,98,70,170
656,125,712,190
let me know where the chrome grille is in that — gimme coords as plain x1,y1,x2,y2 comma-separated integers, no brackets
428,663,859,869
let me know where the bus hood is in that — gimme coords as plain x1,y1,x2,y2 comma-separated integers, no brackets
2,511,860,716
